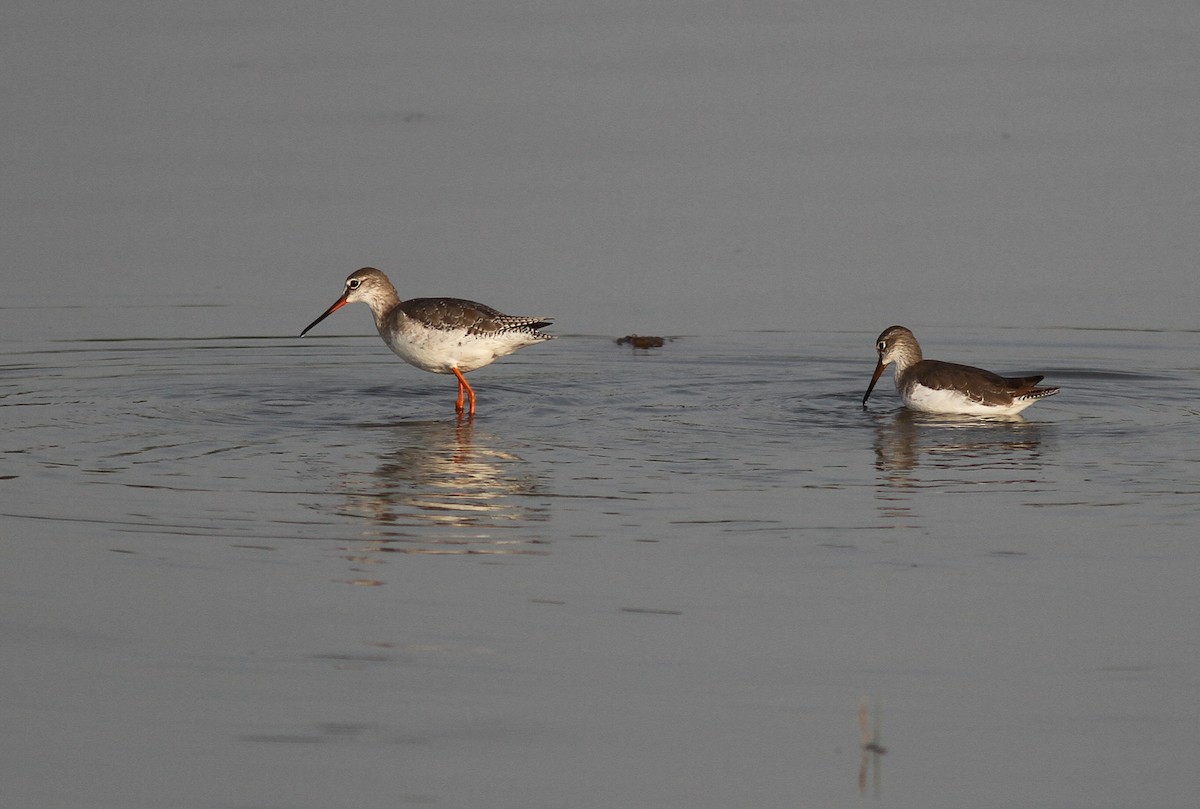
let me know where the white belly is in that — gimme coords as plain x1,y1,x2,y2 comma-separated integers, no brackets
902,382,1035,416
382,327,528,374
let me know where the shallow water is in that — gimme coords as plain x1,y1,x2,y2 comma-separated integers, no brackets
6,2,1200,803
4,322,1198,808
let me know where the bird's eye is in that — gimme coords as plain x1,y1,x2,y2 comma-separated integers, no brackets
876,340,887,351
347,278,361,290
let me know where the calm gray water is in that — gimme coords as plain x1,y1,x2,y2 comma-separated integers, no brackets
6,1,1200,806
4,322,1198,808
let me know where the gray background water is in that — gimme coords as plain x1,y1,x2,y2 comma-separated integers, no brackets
4,2,1199,808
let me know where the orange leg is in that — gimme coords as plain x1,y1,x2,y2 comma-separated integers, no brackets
451,367,476,415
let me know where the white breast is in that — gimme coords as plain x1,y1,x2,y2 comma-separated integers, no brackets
902,382,1035,416
382,327,530,374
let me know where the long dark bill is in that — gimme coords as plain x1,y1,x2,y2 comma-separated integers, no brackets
300,295,349,337
862,361,886,408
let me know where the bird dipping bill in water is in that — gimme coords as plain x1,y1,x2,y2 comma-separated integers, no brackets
300,267,554,415
862,325,1058,416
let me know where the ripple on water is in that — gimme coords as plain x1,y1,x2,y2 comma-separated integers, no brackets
4,330,1200,554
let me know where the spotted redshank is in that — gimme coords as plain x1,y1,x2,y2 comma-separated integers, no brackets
862,325,1059,415
301,267,554,415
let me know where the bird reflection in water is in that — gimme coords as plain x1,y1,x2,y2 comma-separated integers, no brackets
870,410,1051,521
333,418,550,562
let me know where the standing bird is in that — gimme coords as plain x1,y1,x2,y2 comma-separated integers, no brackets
862,325,1058,416
300,267,554,415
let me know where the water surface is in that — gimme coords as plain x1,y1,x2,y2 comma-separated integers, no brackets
4,324,1197,809
5,1,1200,805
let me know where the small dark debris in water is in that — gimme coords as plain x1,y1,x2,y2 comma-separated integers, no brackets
620,607,682,615
858,696,888,755
616,334,665,349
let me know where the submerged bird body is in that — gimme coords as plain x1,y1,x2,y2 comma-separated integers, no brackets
301,267,554,414
862,325,1058,416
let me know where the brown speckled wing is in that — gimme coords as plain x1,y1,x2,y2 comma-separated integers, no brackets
1003,375,1048,394
912,360,1058,404
910,360,1022,406
997,373,1059,400
399,297,553,336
